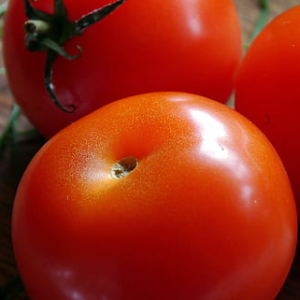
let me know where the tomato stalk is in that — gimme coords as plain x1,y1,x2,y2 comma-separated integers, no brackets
23,0,126,113
24,19,51,34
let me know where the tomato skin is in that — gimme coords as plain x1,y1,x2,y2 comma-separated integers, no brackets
13,92,297,300
235,5,300,219
3,0,242,138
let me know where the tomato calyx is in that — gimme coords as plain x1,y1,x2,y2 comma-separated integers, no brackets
111,156,138,179
23,0,126,113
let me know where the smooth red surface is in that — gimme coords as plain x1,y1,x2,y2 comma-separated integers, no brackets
3,0,242,138
13,92,297,300
235,5,300,218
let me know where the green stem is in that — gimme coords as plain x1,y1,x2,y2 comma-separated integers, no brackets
0,104,21,154
0,104,26,182
0,67,6,76
11,108,23,181
250,0,270,42
0,1,8,18
18,127,39,137
24,19,51,34
0,1,7,38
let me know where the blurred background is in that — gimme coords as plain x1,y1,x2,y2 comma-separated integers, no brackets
0,0,299,299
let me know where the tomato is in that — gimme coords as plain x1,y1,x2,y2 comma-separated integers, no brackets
3,0,242,138
235,5,300,218
13,92,297,300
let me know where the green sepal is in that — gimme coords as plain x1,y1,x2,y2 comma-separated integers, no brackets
44,50,76,113
75,0,125,33
41,38,82,59
23,0,126,112
24,0,53,23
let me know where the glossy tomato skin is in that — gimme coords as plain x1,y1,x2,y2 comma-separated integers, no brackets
13,92,297,300
235,5,300,218
3,0,242,138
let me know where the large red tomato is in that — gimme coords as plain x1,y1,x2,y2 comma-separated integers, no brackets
3,0,242,138
13,92,297,300
235,5,300,218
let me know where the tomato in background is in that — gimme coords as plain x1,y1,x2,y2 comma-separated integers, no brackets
235,5,300,218
3,0,242,138
13,92,297,300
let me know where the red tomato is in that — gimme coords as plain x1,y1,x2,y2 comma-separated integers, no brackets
13,92,297,300
3,0,242,138
235,5,300,218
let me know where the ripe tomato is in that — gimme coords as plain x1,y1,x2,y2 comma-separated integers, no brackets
13,92,297,300
3,0,242,138
235,5,300,218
